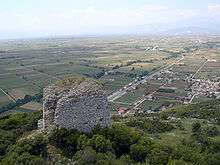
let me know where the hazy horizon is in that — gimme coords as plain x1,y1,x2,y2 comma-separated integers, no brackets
1,0,220,39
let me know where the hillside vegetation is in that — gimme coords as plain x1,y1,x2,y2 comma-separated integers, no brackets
0,100,220,165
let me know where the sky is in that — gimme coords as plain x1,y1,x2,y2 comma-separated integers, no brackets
0,0,220,39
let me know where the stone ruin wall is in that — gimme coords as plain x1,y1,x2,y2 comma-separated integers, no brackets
55,94,109,133
42,93,58,130
41,78,111,133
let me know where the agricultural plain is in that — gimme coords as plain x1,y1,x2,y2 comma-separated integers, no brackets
0,35,219,113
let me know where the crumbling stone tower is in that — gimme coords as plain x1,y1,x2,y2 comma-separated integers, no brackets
42,76,110,133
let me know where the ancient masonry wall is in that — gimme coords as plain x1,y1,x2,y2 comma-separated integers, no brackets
41,78,111,133
42,93,58,130
55,94,110,133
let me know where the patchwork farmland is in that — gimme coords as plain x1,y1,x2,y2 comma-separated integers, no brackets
0,36,220,114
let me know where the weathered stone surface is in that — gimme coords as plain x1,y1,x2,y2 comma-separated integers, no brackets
42,77,110,132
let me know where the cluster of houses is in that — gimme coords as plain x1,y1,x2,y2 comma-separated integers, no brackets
188,78,220,99
112,56,220,115
150,67,220,104
115,107,136,117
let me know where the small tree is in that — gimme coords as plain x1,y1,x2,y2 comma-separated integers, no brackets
192,122,201,133
88,134,112,153
77,134,88,150
130,144,148,162
205,126,219,137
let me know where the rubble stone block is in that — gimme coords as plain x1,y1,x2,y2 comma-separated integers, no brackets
42,76,110,132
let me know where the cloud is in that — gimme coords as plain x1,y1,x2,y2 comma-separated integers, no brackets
0,4,202,30
29,4,170,28
178,9,200,18
208,4,220,15
50,4,180,27
0,3,217,37
139,4,167,11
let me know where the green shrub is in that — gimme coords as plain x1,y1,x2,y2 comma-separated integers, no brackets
1,135,47,165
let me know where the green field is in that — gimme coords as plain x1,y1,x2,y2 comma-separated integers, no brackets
0,36,220,113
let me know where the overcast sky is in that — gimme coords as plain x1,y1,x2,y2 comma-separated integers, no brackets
1,0,220,39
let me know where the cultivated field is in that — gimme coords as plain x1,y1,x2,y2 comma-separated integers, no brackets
0,35,220,113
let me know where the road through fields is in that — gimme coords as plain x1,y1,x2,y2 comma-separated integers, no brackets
0,88,16,102
108,54,185,102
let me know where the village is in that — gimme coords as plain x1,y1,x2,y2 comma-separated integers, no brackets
113,54,220,117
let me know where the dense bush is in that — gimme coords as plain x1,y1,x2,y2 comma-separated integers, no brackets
73,147,133,165
0,99,220,165
126,117,174,133
172,135,220,165
205,126,219,137
0,111,42,158
93,124,141,157
130,143,148,162
192,122,201,133
1,135,47,165
157,88,175,93
163,99,220,121
48,128,82,157
87,134,113,153
0,130,17,156
0,111,42,132
130,136,154,163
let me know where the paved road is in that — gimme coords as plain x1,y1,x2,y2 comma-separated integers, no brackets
0,88,16,102
133,98,146,109
188,94,198,104
108,55,185,102
191,60,208,79
133,81,167,109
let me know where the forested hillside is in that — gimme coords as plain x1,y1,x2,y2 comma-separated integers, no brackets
0,100,219,165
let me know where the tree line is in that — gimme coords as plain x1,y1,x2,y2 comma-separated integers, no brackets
0,93,43,113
